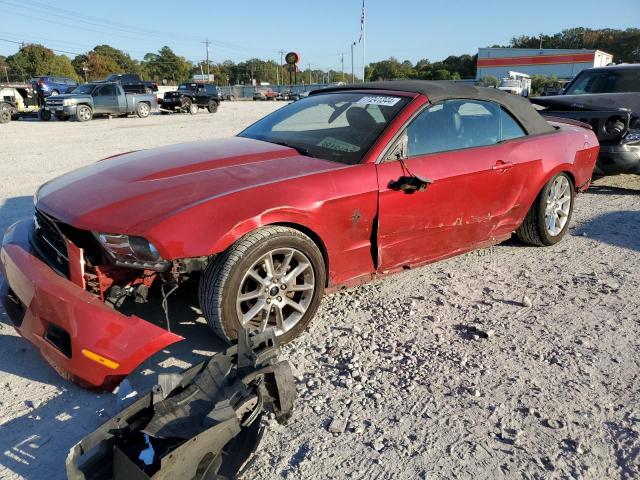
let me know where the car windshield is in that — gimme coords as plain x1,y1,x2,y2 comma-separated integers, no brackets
239,92,411,165
72,84,96,94
564,69,640,94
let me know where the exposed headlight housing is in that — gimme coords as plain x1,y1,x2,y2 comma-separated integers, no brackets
63,99,75,106
94,233,170,271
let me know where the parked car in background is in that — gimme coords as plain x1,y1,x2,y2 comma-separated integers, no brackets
0,85,39,121
0,81,599,389
41,82,157,122
103,73,158,93
31,76,78,104
531,64,640,176
161,82,220,114
253,88,277,101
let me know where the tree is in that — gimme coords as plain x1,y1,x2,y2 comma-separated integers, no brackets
6,44,78,81
143,46,192,84
478,75,500,87
509,27,640,63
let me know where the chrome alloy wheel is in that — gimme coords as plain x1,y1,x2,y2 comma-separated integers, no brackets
78,106,92,121
138,103,150,116
236,248,315,335
545,175,572,236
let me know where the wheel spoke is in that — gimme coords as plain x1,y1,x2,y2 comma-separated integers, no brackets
280,249,294,275
274,305,285,330
285,297,306,314
260,305,271,331
242,299,266,324
546,214,555,232
247,269,267,286
289,282,314,292
284,262,310,283
557,209,568,218
238,289,262,302
263,253,276,278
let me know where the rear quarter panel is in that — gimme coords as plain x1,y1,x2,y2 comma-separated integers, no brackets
509,124,598,225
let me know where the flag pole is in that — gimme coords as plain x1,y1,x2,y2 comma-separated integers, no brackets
361,1,366,82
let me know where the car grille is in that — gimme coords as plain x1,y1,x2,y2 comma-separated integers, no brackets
31,210,69,276
47,99,63,106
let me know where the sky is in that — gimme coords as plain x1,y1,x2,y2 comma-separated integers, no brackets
1,0,638,72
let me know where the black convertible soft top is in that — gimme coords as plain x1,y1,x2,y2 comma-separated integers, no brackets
311,80,555,136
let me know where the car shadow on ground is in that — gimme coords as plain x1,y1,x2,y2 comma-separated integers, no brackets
587,184,640,196
0,197,227,478
574,210,640,252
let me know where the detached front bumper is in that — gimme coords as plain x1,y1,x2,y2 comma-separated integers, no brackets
0,219,183,391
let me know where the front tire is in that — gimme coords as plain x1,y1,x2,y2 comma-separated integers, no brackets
0,103,11,124
189,103,199,115
517,172,574,246
207,100,218,113
199,226,326,344
76,105,92,122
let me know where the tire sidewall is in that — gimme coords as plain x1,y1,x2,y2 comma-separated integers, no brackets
76,105,92,122
137,102,150,118
189,103,199,115
215,232,325,344
207,101,218,113
535,172,575,245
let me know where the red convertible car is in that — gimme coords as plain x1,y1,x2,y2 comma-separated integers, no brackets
0,81,598,389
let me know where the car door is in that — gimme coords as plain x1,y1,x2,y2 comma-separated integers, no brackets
92,84,119,114
375,99,528,272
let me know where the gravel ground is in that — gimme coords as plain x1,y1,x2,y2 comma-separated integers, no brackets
0,103,638,480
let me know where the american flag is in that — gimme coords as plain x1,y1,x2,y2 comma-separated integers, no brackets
359,0,365,43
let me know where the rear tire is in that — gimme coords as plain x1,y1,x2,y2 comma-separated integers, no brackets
199,226,325,344
136,102,150,118
516,172,574,246
76,105,92,122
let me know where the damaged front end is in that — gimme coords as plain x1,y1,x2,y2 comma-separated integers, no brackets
67,329,295,480
0,213,190,390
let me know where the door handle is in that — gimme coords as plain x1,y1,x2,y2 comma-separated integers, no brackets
492,161,513,171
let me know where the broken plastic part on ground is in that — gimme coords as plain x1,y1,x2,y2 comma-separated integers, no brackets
66,328,296,480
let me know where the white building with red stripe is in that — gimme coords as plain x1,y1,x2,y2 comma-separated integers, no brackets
476,48,613,80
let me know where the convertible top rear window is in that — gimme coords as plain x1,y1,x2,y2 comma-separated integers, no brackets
239,92,410,165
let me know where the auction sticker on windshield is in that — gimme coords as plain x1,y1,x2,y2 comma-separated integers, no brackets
356,96,402,107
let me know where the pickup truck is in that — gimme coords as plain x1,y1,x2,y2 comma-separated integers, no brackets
41,82,157,122
103,73,158,93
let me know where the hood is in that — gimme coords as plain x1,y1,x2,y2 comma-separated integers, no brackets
36,137,343,233
531,92,640,117
45,93,91,102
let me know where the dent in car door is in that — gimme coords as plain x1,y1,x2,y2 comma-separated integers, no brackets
375,100,525,272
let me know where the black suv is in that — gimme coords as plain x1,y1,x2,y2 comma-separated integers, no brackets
161,83,220,114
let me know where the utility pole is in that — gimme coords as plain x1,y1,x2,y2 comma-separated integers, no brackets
202,39,211,80
278,50,285,86
350,42,356,83
3,66,9,83
340,53,345,82
539,33,543,49
308,63,312,84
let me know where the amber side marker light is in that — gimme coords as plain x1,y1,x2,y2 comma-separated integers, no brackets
81,349,120,370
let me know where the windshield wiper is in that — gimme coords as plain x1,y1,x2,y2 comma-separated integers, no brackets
270,140,314,158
